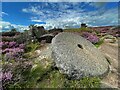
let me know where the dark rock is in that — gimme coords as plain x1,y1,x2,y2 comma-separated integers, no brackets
39,34,54,43
52,32,109,79
48,28,63,36
31,26,47,39
81,23,87,28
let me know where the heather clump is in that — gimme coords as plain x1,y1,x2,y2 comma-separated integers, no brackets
81,32,99,44
1,41,25,61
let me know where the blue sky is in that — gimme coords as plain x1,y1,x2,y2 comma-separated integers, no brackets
1,2,118,31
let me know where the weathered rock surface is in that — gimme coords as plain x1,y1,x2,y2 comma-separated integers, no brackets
52,32,109,79
98,41,119,88
35,44,52,60
101,35,117,43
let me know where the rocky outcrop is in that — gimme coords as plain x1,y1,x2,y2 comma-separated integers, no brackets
51,32,109,79
39,34,54,43
101,35,117,43
31,26,47,39
48,28,63,36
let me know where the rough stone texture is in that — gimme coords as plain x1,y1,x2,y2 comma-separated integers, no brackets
100,81,118,89
101,35,117,43
31,26,47,39
52,32,109,79
98,41,119,88
35,44,52,60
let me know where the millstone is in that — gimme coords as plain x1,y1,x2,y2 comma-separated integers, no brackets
51,32,109,79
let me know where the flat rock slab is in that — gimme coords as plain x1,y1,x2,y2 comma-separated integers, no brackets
98,42,119,88
52,32,109,79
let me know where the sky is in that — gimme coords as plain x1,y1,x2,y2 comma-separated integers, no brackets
1,2,119,32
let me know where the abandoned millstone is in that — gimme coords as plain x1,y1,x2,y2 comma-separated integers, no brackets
52,32,109,79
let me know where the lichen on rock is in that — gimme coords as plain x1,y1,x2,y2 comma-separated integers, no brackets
52,32,109,79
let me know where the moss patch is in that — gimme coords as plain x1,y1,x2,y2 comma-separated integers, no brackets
94,39,104,48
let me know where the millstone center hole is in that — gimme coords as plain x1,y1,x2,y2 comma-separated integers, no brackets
77,44,83,49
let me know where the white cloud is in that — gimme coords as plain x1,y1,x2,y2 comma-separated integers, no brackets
31,19,42,22
30,17,44,22
1,21,29,32
2,12,8,16
22,2,118,30
22,8,28,12
37,8,118,30
22,6,44,15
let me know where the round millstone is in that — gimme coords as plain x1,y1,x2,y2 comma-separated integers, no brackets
51,32,109,79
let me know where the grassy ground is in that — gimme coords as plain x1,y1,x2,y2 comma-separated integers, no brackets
64,27,93,33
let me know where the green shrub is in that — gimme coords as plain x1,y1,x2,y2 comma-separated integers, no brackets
18,58,53,88
5,58,53,88
80,77,101,88
64,77,101,88
94,39,104,48
2,37,16,42
24,64,47,87
24,42,40,53
23,42,41,59
37,70,65,88
64,79,81,88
